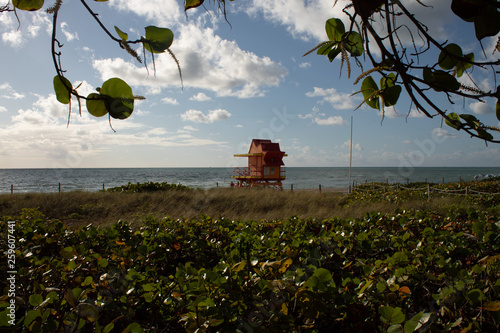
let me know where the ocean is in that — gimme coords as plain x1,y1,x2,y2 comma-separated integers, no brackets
1,167,500,194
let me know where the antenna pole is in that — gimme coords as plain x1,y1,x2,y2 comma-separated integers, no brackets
348,116,353,194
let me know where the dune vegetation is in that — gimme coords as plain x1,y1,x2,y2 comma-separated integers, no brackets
1,180,499,332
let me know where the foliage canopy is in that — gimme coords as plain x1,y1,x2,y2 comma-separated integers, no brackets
3,0,500,142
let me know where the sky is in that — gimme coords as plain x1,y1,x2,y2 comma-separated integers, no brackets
0,0,499,169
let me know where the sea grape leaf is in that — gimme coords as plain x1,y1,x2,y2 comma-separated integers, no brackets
438,43,462,70
86,93,108,117
344,31,363,57
361,76,380,110
477,128,493,141
77,303,99,322
115,26,128,40
100,78,134,120
380,73,401,106
328,46,341,62
379,306,406,325
185,0,204,10
143,26,174,54
445,112,461,130
29,294,43,307
423,68,460,92
456,52,474,77
53,75,72,104
404,311,424,333
12,0,44,11
459,114,480,130
474,9,500,40
496,99,500,122
317,41,336,55
451,0,482,22
325,18,345,42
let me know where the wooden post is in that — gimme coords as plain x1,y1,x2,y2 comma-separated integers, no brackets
103,184,105,191
11,184,13,195
59,183,61,193
319,184,322,193
216,182,219,188
291,184,293,192
465,187,468,196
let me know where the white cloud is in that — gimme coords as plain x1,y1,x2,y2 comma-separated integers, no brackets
0,83,25,100
314,116,344,126
161,97,179,105
2,29,24,48
469,101,493,115
190,92,212,101
60,22,79,42
299,62,311,69
92,21,288,98
181,108,231,123
432,127,457,139
0,106,7,112
247,0,342,42
306,87,355,110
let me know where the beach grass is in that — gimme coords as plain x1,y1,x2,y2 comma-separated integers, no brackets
0,186,479,228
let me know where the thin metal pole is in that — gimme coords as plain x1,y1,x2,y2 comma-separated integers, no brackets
348,116,353,194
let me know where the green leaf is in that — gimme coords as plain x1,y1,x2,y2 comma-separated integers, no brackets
459,114,480,130
98,258,109,267
438,43,462,70
317,42,336,56
29,294,44,307
474,9,500,40
325,18,345,42
477,128,493,141
185,0,204,10
123,322,145,333
103,323,115,333
445,112,462,130
115,26,128,40
77,303,99,322
423,68,460,92
380,74,402,106
344,31,363,57
86,93,108,117
24,310,41,328
53,76,72,105
467,288,485,304
404,311,424,333
456,53,474,77
496,99,500,122
100,78,134,119
379,306,406,325
12,0,44,11
143,26,174,53
327,46,341,62
361,76,380,110
451,0,482,22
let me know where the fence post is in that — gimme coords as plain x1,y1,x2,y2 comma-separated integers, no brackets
465,187,468,196
291,184,293,192
319,184,322,193
216,182,219,188
11,184,13,195
103,184,105,191
59,183,61,193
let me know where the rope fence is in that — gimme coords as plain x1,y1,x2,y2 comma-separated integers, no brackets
352,182,500,198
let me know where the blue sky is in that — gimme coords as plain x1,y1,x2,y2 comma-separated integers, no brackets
0,0,499,169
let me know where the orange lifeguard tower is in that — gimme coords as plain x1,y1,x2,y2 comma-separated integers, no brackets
232,139,286,189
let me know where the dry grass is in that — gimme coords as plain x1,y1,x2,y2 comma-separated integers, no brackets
0,187,474,228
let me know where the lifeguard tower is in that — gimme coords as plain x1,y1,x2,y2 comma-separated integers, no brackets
231,139,286,189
